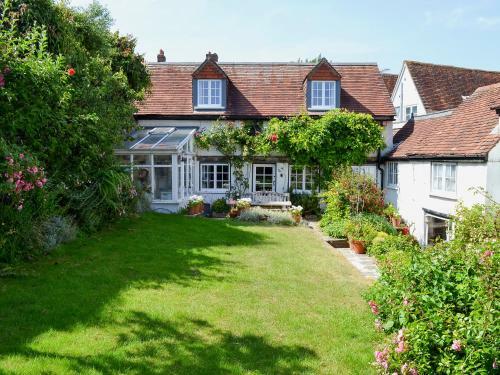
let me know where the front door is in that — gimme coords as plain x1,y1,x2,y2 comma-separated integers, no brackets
253,164,275,192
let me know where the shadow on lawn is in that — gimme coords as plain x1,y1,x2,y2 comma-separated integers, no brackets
0,214,270,358
18,311,317,374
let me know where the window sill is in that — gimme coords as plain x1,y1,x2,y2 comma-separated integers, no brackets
308,107,335,111
386,185,398,190
429,191,457,201
194,106,225,111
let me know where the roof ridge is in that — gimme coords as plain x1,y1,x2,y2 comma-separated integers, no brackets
147,61,378,66
404,60,500,74
471,81,500,94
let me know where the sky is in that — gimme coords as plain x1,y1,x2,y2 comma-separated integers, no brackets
69,0,500,74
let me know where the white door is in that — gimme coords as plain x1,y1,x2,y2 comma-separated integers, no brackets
253,164,275,192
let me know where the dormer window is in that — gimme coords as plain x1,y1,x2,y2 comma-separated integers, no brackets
310,81,336,109
197,79,222,108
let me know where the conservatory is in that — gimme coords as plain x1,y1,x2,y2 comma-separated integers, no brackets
115,127,197,212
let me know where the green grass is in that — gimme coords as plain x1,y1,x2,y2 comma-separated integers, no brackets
0,213,378,374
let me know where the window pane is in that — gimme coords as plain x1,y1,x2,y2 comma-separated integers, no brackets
154,155,172,165
154,167,172,200
117,154,130,165
133,154,150,165
427,216,449,245
133,167,151,191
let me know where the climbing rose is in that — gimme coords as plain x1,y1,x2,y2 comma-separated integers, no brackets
402,226,410,235
5,156,14,165
269,133,278,142
451,340,462,352
68,68,76,76
19,153,24,159
403,298,410,306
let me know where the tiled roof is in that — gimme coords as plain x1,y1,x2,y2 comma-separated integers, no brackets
135,62,395,119
382,73,398,95
406,60,500,112
388,82,500,159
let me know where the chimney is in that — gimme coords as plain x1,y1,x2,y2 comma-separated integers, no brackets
206,51,218,62
157,49,166,63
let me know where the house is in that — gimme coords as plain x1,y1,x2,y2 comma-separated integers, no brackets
391,61,500,129
116,51,394,212
383,82,500,245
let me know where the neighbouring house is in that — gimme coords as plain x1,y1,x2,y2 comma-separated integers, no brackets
391,60,500,129
382,73,398,96
116,51,394,212
383,82,500,245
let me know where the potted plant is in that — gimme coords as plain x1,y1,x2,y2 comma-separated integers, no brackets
236,198,252,212
344,220,366,254
229,207,240,218
290,205,303,224
187,195,204,215
384,203,402,227
211,198,229,218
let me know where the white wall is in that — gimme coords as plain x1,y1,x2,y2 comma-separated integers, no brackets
486,142,500,203
391,63,426,127
384,160,489,244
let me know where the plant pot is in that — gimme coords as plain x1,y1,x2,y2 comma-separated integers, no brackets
293,214,301,224
349,239,366,254
188,202,203,215
229,209,240,218
391,216,401,227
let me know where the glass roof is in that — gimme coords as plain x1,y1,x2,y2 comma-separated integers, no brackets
118,127,196,151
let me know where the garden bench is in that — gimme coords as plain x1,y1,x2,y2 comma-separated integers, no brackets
243,192,292,210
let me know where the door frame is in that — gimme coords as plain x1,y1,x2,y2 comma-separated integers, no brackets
252,163,276,192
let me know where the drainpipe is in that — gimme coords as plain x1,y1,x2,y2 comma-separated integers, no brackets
376,148,384,190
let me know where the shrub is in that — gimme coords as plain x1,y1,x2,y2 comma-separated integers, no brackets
367,233,419,258
238,207,294,225
358,213,397,236
211,198,229,213
35,216,77,252
365,202,499,373
320,168,384,234
322,219,347,238
236,198,252,209
290,193,321,216
452,201,499,245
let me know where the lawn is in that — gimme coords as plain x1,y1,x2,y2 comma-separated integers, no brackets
0,213,378,374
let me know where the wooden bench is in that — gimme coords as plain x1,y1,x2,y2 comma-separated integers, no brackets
243,192,292,210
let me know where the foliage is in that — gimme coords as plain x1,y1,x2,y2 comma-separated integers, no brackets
69,169,139,232
238,207,294,225
322,219,347,238
236,198,252,209
187,195,204,209
34,215,77,252
211,198,229,213
290,193,321,216
0,1,150,260
265,110,385,184
383,203,400,219
195,121,264,199
320,168,385,234
365,202,499,374
367,233,418,258
452,201,499,245
358,213,397,236
290,205,303,217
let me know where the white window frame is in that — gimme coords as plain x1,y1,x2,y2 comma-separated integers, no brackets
253,164,276,192
197,79,223,108
386,161,398,189
405,105,418,120
200,163,230,192
430,162,457,198
289,166,315,193
424,213,453,245
395,106,401,121
310,81,336,109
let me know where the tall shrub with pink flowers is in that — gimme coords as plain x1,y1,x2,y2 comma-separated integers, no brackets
365,201,499,374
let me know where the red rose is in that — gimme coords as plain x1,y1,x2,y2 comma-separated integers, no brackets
402,227,410,235
269,133,278,143
68,68,76,76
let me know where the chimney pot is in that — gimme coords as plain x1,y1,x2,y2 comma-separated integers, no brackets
157,49,166,63
206,51,218,62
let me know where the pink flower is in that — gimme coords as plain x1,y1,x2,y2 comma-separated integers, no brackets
403,298,410,306
28,166,39,174
14,179,25,193
409,368,418,375
451,340,462,352
396,340,406,353
368,300,379,315
269,133,278,143
35,180,44,188
13,171,22,180
374,319,383,331
19,153,24,159
375,348,389,369
22,182,34,191
41,177,48,185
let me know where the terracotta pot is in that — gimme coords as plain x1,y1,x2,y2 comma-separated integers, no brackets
188,202,203,215
391,216,401,227
293,214,301,224
229,209,240,218
349,239,366,254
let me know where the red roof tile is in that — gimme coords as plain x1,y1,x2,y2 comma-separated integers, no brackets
406,61,500,112
135,62,395,119
389,83,500,159
382,73,397,95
